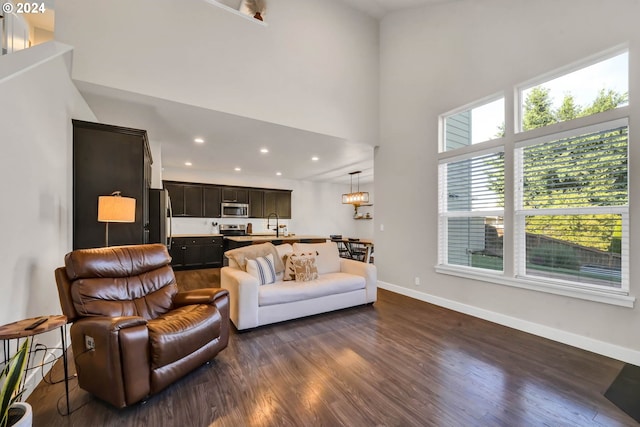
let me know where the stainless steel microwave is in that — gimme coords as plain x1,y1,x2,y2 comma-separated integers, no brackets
221,202,249,218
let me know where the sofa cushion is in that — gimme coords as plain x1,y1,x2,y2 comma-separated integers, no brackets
225,242,284,273
246,254,277,285
258,272,366,306
283,252,317,281
293,242,341,274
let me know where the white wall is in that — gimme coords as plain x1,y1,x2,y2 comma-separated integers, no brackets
377,0,640,363
0,41,96,391
163,167,372,238
54,0,379,146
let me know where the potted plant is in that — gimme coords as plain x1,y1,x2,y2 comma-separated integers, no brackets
1,339,32,427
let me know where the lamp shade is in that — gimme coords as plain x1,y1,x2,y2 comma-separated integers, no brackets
98,193,136,223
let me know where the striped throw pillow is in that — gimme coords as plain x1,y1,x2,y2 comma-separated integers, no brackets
246,253,277,285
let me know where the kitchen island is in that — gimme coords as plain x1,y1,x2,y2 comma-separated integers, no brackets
224,234,327,250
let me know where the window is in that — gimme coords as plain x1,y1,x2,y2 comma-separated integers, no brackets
438,48,631,304
515,119,628,289
519,52,628,131
439,149,504,271
443,97,504,151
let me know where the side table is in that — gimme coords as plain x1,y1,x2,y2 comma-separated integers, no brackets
0,315,70,415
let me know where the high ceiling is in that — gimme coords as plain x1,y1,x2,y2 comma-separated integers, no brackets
77,82,375,185
69,0,454,186
338,0,455,19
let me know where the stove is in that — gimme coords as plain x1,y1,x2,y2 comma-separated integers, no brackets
219,224,247,236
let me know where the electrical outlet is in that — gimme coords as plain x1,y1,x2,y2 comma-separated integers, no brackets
85,335,95,350
414,277,420,286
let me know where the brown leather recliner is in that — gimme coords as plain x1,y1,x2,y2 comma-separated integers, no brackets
54,243,229,408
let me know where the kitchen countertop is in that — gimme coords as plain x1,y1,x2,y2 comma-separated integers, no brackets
172,234,223,238
224,235,328,243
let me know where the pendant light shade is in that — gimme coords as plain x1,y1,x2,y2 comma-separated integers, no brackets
342,171,369,205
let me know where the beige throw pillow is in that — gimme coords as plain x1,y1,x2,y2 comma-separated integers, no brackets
292,242,341,274
225,242,284,273
283,252,318,281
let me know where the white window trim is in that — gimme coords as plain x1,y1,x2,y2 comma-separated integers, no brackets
437,52,633,307
438,147,505,267
435,264,635,308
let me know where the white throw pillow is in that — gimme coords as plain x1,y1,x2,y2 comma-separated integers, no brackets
246,254,277,285
292,242,341,274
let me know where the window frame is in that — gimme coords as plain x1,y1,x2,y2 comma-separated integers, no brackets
438,147,505,272
436,48,634,308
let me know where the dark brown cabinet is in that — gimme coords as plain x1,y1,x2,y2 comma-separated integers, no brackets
162,181,291,219
184,185,203,216
221,187,248,203
203,186,221,218
249,190,264,218
169,236,224,269
164,182,185,215
164,181,203,217
72,120,151,249
264,190,292,219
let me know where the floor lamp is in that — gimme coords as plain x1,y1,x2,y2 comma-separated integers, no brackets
97,191,136,247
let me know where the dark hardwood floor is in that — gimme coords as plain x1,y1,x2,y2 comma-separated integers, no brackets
28,269,635,426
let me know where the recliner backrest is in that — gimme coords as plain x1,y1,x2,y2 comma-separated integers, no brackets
63,244,178,320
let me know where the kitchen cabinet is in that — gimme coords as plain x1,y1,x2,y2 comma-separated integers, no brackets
163,182,185,215
163,181,203,217
184,185,203,216
162,181,291,219
221,187,249,203
249,190,264,218
264,190,292,219
72,120,151,249
169,236,224,269
203,185,221,218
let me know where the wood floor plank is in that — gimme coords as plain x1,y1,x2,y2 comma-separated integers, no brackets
26,269,637,426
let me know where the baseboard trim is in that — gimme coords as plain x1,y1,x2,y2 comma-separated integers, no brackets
377,281,640,366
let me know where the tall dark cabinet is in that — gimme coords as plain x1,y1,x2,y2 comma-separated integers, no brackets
73,120,152,249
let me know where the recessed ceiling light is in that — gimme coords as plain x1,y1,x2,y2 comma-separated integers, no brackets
276,172,282,176
260,148,269,153
194,138,204,144
185,162,192,166
311,156,319,161
234,167,241,172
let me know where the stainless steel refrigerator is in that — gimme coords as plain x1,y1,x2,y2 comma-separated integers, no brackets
148,188,172,247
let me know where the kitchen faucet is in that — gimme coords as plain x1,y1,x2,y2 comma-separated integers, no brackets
266,212,280,237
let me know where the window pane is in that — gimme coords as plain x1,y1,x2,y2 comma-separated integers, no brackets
448,217,503,271
520,52,628,131
520,125,627,209
444,98,504,151
525,215,622,287
446,152,504,211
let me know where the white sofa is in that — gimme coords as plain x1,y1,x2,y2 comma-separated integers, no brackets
221,241,377,330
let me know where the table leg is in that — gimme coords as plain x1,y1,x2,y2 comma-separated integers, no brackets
60,326,70,415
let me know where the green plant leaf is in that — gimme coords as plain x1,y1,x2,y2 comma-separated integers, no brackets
0,338,29,427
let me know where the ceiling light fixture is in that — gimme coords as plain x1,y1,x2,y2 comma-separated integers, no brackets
342,171,369,206
276,172,282,176
185,162,193,166
311,156,319,161
234,167,241,172
260,148,269,153
194,138,204,144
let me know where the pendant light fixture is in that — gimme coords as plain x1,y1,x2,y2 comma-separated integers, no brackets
342,171,369,205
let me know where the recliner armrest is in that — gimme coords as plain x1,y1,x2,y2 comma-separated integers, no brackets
173,288,229,307
71,316,150,408
76,315,147,332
